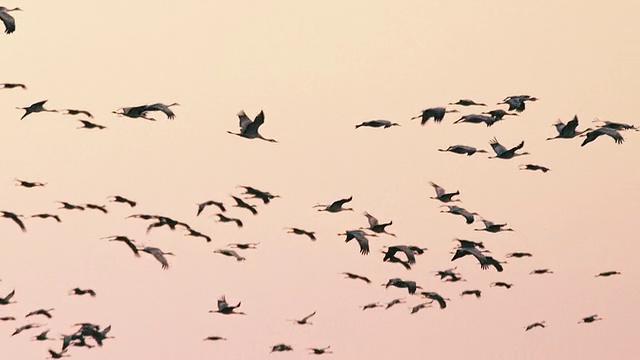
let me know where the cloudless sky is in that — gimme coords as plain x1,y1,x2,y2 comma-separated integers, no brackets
1,1,640,359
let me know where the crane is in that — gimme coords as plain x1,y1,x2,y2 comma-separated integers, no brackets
475,219,514,233
525,321,546,331
214,213,243,228
454,114,499,127
227,242,259,249
271,344,293,353
1,211,26,232
145,102,179,119
579,315,602,324
383,245,417,265
139,246,175,269
460,290,482,298
25,308,54,319
0,289,16,305
530,269,553,275
429,182,461,203
451,247,504,272
411,107,458,125
490,282,513,289
184,228,212,243
113,104,156,121
210,296,245,315
384,278,421,295
197,200,225,215
410,302,433,314
231,195,257,215
17,100,58,120
385,298,406,309
506,252,532,258
438,144,488,156
340,230,372,255
108,195,137,207
355,120,400,129
102,235,140,256
519,164,550,173
0,6,21,34
482,109,518,121
342,272,371,284
30,213,61,222
488,137,529,159
237,185,280,204
315,196,353,212
12,323,43,336
204,336,227,341
15,179,46,188
580,127,624,146
440,205,478,224
362,212,395,236
499,95,538,112
308,346,332,355
78,120,106,129
69,288,96,296
420,292,449,309
361,302,383,310
228,110,277,142
60,109,93,118
288,311,316,325
595,271,621,277
449,99,487,106
214,249,246,262
547,115,591,140
286,227,316,241
0,82,26,89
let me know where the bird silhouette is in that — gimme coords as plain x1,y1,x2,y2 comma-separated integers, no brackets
214,249,246,262
451,247,504,272
475,219,513,233
525,321,546,331
238,186,279,204
429,182,461,203
0,82,26,89
547,115,591,140
214,214,243,228
411,107,458,124
342,272,371,284
420,292,450,309
0,6,21,34
60,108,93,118
228,110,277,142
139,246,175,269
410,302,433,314
271,344,293,353
490,282,513,289
482,109,518,121
1,211,26,232
340,230,373,255
384,278,421,295
0,289,16,305
77,120,106,129
288,311,316,325
108,195,137,207
145,102,179,119
460,290,482,298
362,212,395,236
580,127,624,146
438,144,488,156
488,137,529,159
595,271,621,277
286,227,316,240
308,346,332,355
231,196,258,215
519,164,550,173
69,288,96,297
315,196,354,212
440,205,478,224
454,114,499,127
197,200,226,215
449,99,487,106
579,315,602,324
210,295,245,315
25,308,54,319
15,179,46,188
17,100,58,120
355,119,400,129
102,235,140,256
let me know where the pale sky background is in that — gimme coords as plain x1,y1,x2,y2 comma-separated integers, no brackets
1,1,640,359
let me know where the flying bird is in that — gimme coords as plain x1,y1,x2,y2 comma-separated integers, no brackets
362,212,395,236
60,109,94,118
440,205,478,224
197,200,225,215
286,227,316,241
271,344,293,353
315,196,353,212
490,282,513,289
0,6,21,34
385,298,406,309
411,107,458,124
77,120,106,129
25,308,54,319
593,118,638,131
210,295,245,315
47,349,69,359
17,100,58,120
288,311,316,325
453,238,485,249
499,95,538,112
595,271,621,277
84,203,108,214
340,230,372,255
482,109,518,121
32,329,55,341
429,182,460,203
475,219,514,233
228,110,277,142
108,195,137,207
525,321,546,331
410,302,433,314
113,104,156,121
355,119,400,129
451,247,504,272
214,214,243,228
139,246,175,269
15,179,46,188
361,302,383,310
530,269,553,275
580,127,624,146
454,114,499,127
579,315,602,324
0,82,26,89
1,211,26,232
438,144,487,156
231,196,258,215
547,115,591,140
0,289,16,305
519,164,550,173
506,252,532,258
227,242,259,249
185,228,212,243
214,249,246,262
12,323,44,336
383,245,417,265
460,290,482,298
144,102,179,119
489,137,529,159
449,99,487,106
420,292,450,309
57,201,85,211
102,235,140,256
69,288,96,297
342,272,371,284
238,185,280,204
308,346,332,355
204,336,227,341
384,278,421,295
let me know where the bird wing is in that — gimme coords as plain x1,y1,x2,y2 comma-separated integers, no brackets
332,196,353,208
509,140,525,153
561,115,579,136
489,138,507,155
429,182,445,197
236,111,253,133
363,212,378,227
602,128,624,144
0,10,16,34
147,248,169,269
353,232,370,255
218,296,229,310
302,311,316,322
146,103,175,119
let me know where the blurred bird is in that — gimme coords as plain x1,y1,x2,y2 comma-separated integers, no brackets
308,346,332,355
113,104,155,121
451,247,504,272
214,249,246,262
460,290,482,298
47,349,69,359
197,200,225,215
579,315,602,324
450,99,487,106
227,242,259,249
410,302,433,314
489,137,529,159
530,269,553,275
499,95,538,112
0,7,21,34
139,246,175,269
0,289,16,305
525,321,546,331
362,212,395,236
411,107,458,124
288,311,316,325
84,203,108,214
361,302,383,310
384,278,421,295
315,196,353,212
420,292,450,309
228,110,277,142
32,329,55,341
231,196,258,215
454,114,499,127
25,308,54,319
286,227,316,241
385,298,406,309
340,230,373,255
204,336,227,341
580,127,624,146
108,195,137,207
438,144,487,156
15,179,46,188
214,214,243,228
429,182,461,203
61,109,93,118
185,228,212,243
593,118,638,131
595,271,621,277
12,323,43,336
0,82,26,89
547,115,591,140
271,344,293,353
145,102,179,119
102,235,140,256
77,120,106,129
475,219,513,233
1,211,26,232
482,109,518,121
490,282,513,289
383,245,417,265
506,252,532,258
440,205,478,224
17,100,58,120
355,119,400,129
519,164,550,173
210,296,245,315
57,202,85,211
69,288,96,297
342,272,371,284
238,185,279,204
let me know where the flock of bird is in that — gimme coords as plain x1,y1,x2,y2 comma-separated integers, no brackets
2,5,637,359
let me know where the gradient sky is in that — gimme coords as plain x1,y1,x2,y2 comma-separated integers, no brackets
1,1,640,359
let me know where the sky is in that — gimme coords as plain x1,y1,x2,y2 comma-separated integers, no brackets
1,1,640,359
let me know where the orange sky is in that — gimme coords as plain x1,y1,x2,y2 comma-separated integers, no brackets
1,1,640,359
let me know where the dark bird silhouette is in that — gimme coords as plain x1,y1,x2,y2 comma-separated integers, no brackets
139,246,175,269
454,114,499,127
32,329,55,341
308,346,332,355
593,119,638,131
315,196,353,212
482,109,518,121
113,104,156,121
411,107,458,124
355,119,400,129
214,214,243,228
17,100,58,120
429,182,460,203
0,7,21,34
506,252,532,258
490,282,513,289
227,242,259,249
57,201,85,211
197,200,225,215
362,212,395,236
580,127,624,146
145,102,179,119
579,315,602,324
547,115,591,140
519,164,550,173
0,289,16,304
204,336,227,341
410,302,433,314
12,323,43,336
214,249,245,261
238,186,280,204
0,82,26,89
475,219,514,233
525,321,546,331
383,245,417,265
185,228,212,243
30,213,61,222
440,205,478,224
380,250,412,270
228,110,277,142
108,195,136,207
286,227,316,241
15,179,46,188
102,235,140,256
454,238,485,249
489,137,529,159
385,298,406,309
530,269,553,275
61,109,93,118
438,144,488,156
342,272,371,284
449,99,486,106
460,290,482,298
595,271,621,277
384,278,421,295
25,308,54,319
288,311,316,325
451,247,504,272
271,344,293,353
1,211,26,232
69,288,96,297
78,120,106,129
340,230,372,255
47,349,69,359
84,203,108,214
361,302,383,310
433,267,461,281
231,196,258,215
499,95,538,112
420,292,450,309
210,295,245,315
0,316,16,321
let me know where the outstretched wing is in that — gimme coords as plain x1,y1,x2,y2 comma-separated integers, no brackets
429,182,445,198
489,138,507,156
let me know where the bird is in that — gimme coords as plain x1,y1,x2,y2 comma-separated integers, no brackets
433,267,461,281
449,99,487,106
17,100,58,120
57,201,85,211
84,203,108,214
482,109,518,121
440,205,478,224
340,230,372,255
429,182,460,203
0,316,16,321
1,211,26,232
451,247,504,272
411,107,459,124
144,102,179,119
454,114,499,127
499,95,538,112
139,246,175,269
580,127,624,146
286,227,316,241
60,109,94,118
525,321,546,331
214,214,243,228
227,242,259,250
238,185,280,204
271,344,293,353
579,315,602,324
25,308,54,319
197,200,225,215
112,105,156,121
475,219,514,233
381,251,412,270
0,82,26,89
547,115,591,140
453,238,485,250
214,249,246,262
102,235,140,256
0,6,21,34
438,144,487,156
383,245,417,265
228,110,277,142
32,329,55,341
69,288,96,297
77,120,106,129
490,282,513,289
593,118,638,131
355,119,400,129
410,302,433,314
0,289,16,304
488,137,529,159
12,323,43,336
315,196,354,212
184,228,212,243
385,298,406,309
15,179,46,188
231,195,258,215
595,271,621,277
506,252,532,258
342,272,371,284
204,336,227,341
384,278,421,295
308,346,332,355
460,290,482,298
420,292,450,309
210,295,245,315
288,311,316,325
108,195,137,207
519,164,550,173
47,349,69,359
361,302,383,310
362,212,395,236
530,269,553,275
